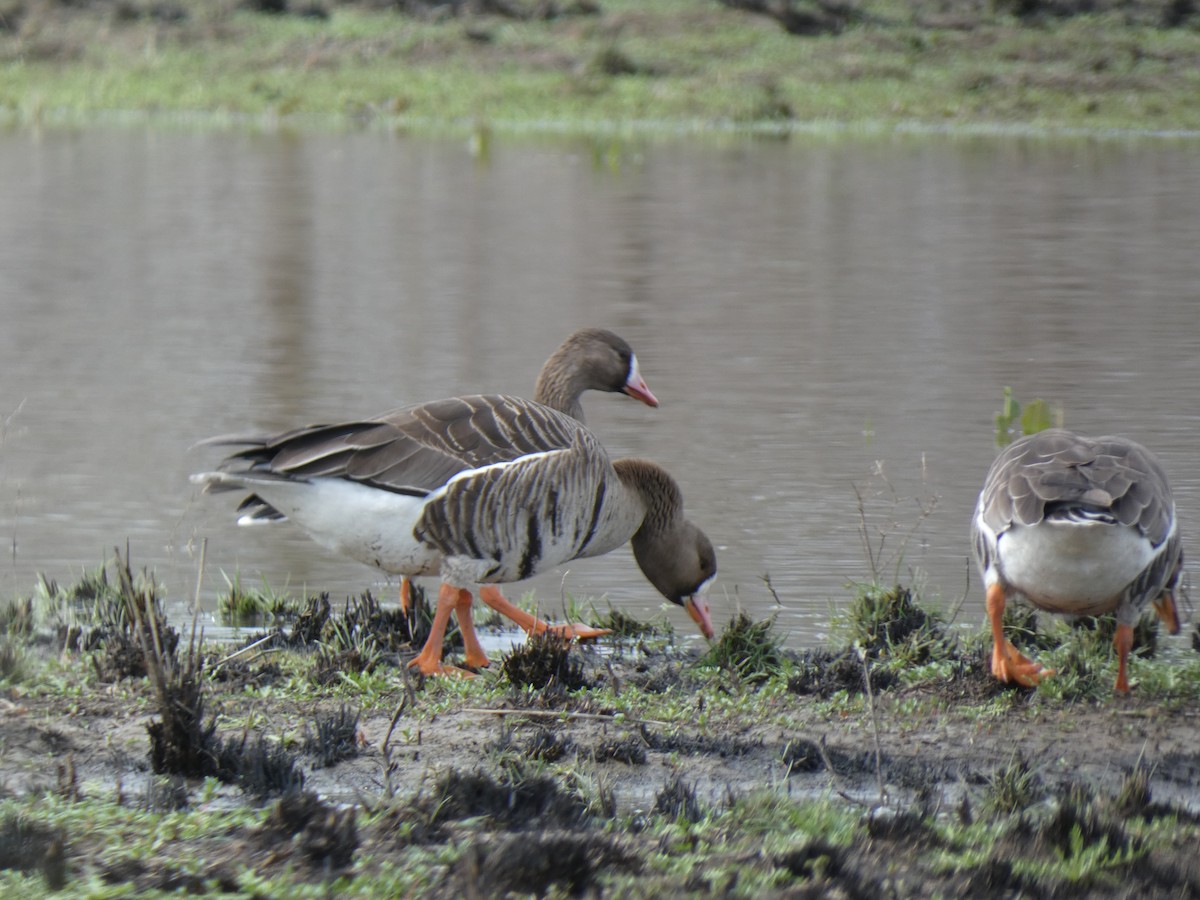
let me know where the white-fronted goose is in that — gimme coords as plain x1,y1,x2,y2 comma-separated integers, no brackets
193,394,716,675
971,428,1182,692
533,327,658,423
401,327,656,627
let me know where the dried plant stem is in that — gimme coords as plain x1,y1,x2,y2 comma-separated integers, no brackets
192,536,208,613
857,646,887,806
216,633,276,667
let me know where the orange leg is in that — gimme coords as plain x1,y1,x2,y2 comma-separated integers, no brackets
399,576,412,615
986,582,1052,687
454,589,490,670
409,583,473,676
1152,590,1181,635
477,585,611,641
1113,622,1134,694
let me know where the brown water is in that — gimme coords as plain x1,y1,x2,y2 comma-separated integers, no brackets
2,125,1199,648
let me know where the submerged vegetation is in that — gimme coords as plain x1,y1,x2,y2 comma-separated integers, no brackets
1,0,1199,133
2,550,1200,895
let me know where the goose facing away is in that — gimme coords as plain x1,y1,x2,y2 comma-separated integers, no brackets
192,394,716,675
971,428,1182,693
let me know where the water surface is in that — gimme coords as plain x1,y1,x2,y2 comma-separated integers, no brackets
2,126,1198,648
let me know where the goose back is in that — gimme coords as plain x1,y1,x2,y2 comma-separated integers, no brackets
212,395,582,499
202,395,649,584
974,429,1174,545
416,427,645,585
971,428,1182,619
222,329,652,524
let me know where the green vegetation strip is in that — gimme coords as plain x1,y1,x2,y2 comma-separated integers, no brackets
1,1,1199,135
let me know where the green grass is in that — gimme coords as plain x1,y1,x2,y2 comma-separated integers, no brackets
699,611,787,682
2,2,1199,133
215,571,300,624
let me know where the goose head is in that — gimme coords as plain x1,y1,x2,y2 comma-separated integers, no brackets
632,518,717,639
535,328,659,420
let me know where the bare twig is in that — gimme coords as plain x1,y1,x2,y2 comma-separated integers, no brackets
857,645,888,807
814,735,870,808
945,556,974,627
117,546,164,699
853,460,941,586
761,572,783,606
191,537,207,614
0,398,25,442
1,402,24,567
853,481,880,583
382,663,419,760
214,633,276,668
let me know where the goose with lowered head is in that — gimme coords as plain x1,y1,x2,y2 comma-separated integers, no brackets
193,393,716,675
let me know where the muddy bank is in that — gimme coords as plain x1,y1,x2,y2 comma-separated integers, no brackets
3,567,1200,895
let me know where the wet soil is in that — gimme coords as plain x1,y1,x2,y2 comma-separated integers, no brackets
4,625,1200,897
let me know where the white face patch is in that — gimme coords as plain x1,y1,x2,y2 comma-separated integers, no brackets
695,574,716,595
622,353,659,406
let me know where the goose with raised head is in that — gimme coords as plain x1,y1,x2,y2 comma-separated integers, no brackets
533,327,658,423
971,428,1182,693
193,394,716,675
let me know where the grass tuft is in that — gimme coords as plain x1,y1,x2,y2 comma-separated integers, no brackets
259,791,358,869
699,611,785,683
590,605,667,641
453,830,626,899
845,582,947,664
982,753,1044,816
0,638,26,683
140,775,190,813
652,774,703,823
0,598,34,640
501,631,588,690
216,571,301,625
0,812,67,891
420,767,591,830
304,705,361,769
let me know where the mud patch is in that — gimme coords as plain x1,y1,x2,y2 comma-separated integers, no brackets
641,727,763,759
0,813,67,890
10,561,1200,895
413,768,591,831
258,791,359,869
452,830,636,899
788,647,894,697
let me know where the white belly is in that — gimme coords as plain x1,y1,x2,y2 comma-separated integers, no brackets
248,478,441,577
998,520,1155,615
